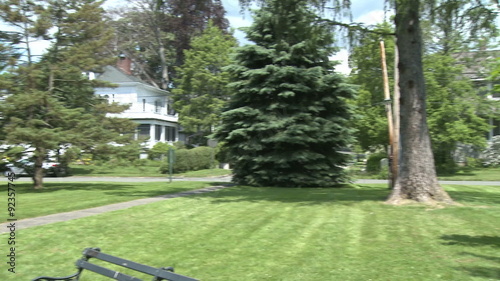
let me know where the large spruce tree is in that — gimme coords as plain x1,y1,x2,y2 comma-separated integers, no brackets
215,0,355,187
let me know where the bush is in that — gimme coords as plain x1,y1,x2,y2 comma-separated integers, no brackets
159,146,216,174
482,136,500,167
365,152,388,173
148,142,174,160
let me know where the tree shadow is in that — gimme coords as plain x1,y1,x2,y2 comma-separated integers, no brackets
103,182,228,198
67,166,94,175
440,235,500,279
1,182,212,199
183,184,390,205
2,182,137,194
456,265,500,279
446,190,500,205
440,234,500,248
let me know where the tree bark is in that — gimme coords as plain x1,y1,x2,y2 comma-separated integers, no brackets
386,0,453,204
32,147,45,189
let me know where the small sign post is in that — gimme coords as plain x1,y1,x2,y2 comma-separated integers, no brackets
168,147,175,183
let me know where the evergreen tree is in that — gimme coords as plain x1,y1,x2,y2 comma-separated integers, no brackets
0,0,136,189
173,22,237,141
215,0,355,187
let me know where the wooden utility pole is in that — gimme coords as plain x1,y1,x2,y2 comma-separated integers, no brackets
379,41,395,188
392,40,400,186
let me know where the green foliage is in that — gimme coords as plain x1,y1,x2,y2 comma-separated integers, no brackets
173,22,237,136
349,25,492,173
365,152,387,174
160,146,216,174
148,142,174,160
424,54,490,173
110,0,230,89
348,22,395,151
215,0,355,187
0,0,136,188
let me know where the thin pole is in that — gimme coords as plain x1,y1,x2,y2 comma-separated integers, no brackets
392,39,400,186
379,41,395,189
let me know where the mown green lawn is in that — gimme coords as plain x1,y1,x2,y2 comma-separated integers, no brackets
0,181,214,222
437,167,500,181
2,184,499,280
69,163,232,178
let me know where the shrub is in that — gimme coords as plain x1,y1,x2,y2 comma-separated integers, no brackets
148,142,174,160
365,152,388,173
159,146,216,174
482,136,500,167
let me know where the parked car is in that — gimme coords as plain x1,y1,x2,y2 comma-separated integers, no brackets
3,159,68,177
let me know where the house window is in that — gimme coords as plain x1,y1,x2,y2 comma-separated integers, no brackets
167,102,175,115
142,99,146,112
166,126,176,141
494,119,500,136
137,124,150,140
155,100,161,113
155,125,162,141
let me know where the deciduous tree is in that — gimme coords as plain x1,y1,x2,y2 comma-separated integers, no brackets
109,0,230,89
172,22,237,141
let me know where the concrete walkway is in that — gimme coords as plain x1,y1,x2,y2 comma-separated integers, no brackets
0,185,230,234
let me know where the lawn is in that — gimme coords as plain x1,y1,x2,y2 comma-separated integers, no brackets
0,181,215,222
350,166,500,182
2,184,499,280
69,163,232,178
437,167,500,181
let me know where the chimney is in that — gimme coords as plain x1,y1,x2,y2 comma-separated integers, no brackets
117,54,132,75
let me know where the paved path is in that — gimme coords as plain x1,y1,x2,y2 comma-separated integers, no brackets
0,185,230,234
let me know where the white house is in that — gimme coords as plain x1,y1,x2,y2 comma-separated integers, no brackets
94,56,179,152
458,50,500,141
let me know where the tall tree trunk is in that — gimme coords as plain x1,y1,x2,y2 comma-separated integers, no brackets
32,146,45,189
386,0,453,204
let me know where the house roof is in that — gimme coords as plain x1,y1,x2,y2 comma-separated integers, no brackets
453,50,500,81
97,65,145,84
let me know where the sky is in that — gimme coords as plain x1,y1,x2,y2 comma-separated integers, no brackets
3,0,390,74
217,0,391,74
103,0,392,74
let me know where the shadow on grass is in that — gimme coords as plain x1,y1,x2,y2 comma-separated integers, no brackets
441,235,500,279
67,166,95,175
440,234,500,248
103,182,226,198
446,190,500,205
0,182,209,199
454,253,500,280
456,265,500,280
184,184,390,205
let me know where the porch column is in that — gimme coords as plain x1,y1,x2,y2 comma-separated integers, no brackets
161,125,166,142
149,123,156,147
